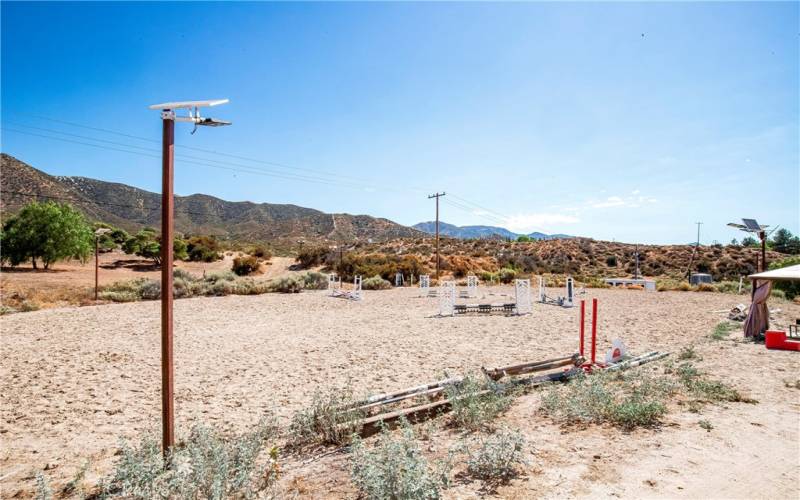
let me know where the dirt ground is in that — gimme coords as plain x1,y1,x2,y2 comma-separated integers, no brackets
1,286,799,498
0,251,298,311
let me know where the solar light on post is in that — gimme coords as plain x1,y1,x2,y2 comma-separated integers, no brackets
148,99,231,458
727,218,770,272
94,228,112,301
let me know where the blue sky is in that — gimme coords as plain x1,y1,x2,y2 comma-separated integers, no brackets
2,1,797,244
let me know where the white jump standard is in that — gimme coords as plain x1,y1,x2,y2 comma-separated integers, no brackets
331,275,363,301
440,279,531,316
419,274,437,297
538,276,575,307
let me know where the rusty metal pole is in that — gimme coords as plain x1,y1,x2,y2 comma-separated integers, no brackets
94,236,99,301
160,113,175,457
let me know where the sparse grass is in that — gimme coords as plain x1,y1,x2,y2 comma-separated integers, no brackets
464,428,527,485
699,419,713,432
674,362,756,404
350,420,453,500
101,418,279,499
444,374,515,432
711,321,737,340
542,370,676,430
677,345,700,361
0,304,18,315
289,384,365,447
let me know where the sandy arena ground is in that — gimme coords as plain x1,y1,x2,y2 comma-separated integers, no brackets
1,286,799,498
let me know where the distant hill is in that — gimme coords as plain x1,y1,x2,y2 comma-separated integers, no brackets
0,153,424,244
413,221,572,241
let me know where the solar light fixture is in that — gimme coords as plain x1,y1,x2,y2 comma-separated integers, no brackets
149,98,230,457
728,218,769,272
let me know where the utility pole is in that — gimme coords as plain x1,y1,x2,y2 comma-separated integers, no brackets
94,228,111,301
633,244,640,279
149,99,230,458
695,222,703,248
428,192,446,280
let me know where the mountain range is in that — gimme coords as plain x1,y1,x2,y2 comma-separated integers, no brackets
412,221,572,241
0,154,423,244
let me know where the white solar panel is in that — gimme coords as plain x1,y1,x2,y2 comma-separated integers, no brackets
742,218,761,231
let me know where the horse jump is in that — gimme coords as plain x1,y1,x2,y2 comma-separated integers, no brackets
538,276,574,307
440,279,531,316
331,275,363,301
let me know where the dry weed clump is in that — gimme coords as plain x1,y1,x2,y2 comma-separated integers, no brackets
361,275,392,290
350,421,453,500
289,385,366,448
464,428,527,486
541,370,676,430
444,374,515,432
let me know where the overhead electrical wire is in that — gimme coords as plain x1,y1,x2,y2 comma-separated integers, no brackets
2,114,550,232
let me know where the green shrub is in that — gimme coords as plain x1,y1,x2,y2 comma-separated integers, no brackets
497,268,516,284
351,421,452,500
713,281,746,294
605,256,617,267
302,271,328,290
465,428,527,484
249,245,271,260
444,374,513,431
770,289,787,300
204,271,237,283
269,275,304,293
479,271,496,283
296,246,331,269
186,235,222,262
362,274,392,290
232,255,260,276
289,385,364,447
35,472,52,500
101,419,279,499
99,290,140,302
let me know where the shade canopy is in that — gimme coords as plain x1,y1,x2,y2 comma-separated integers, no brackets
748,264,800,282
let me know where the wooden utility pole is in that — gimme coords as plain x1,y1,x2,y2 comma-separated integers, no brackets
160,114,175,456
428,192,445,280
695,222,703,248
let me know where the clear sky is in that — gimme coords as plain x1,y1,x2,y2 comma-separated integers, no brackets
2,1,797,244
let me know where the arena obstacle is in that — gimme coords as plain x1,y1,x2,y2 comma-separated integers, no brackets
440,278,531,316
419,274,437,297
538,276,575,307
327,273,342,296
458,275,479,299
395,272,405,287
331,275,362,301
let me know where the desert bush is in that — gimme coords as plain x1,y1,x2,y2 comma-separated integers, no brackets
444,374,514,431
99,290,140,302
35,472,52,500
173,268,195,281
296,246,331,269
302,271,328,290
713,280,746,294
605,256,617,267
479,271,496,283
695,283,716,293
0,305,18,315
138,280,161,300
542,370,675,429
19,300,40,312
204,271,237,283
465,428,527,484
350,421,452,500
186,235,222,262
100,419,279,499
269,275,304,293
250,245,271,260
337,253,428,282
232,255,260,276
289,385,365,447
362,275,392,290
497,268,516,284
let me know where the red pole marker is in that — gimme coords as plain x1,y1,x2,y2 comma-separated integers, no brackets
591,298,598,365
579,300,585,357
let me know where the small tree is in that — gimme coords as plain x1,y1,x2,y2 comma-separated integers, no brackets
0,201,92,269
741,236,759,248
123,229,186,265
771,229,800,255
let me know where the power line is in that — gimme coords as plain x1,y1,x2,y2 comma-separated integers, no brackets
4,114,538,231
